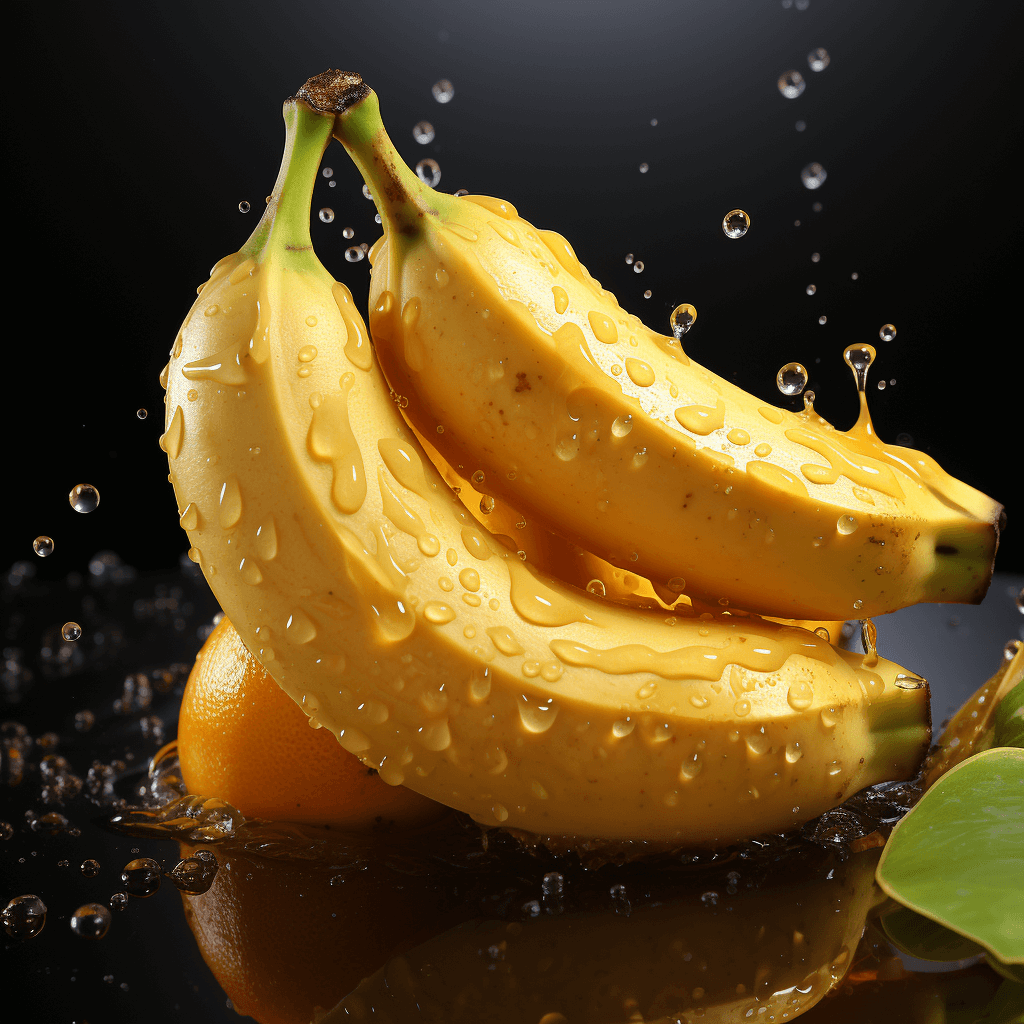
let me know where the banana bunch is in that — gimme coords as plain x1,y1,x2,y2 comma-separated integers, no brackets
163,74,932,844
328,81,1002,622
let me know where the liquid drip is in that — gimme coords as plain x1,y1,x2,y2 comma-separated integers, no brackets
674,399,726,435
378,467,439,557
307,374,366,515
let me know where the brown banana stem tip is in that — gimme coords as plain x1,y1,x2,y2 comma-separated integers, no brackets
295,70,369,113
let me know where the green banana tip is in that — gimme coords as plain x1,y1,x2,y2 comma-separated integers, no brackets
295,70,370,113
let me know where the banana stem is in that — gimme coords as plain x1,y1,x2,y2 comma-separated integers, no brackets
240,97,335,267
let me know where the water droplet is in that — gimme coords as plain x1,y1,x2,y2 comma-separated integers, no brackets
853,599,864,610
879,323,896,342
818,315,827,325
843,343,876,392
787,681,813,711
109,892,128,912
586,579,606,597
416,158,441,187
807,47,830,71
345,246,365,263
679,752,703,780
777,361,808,396
777,70,806,98
70,903,111,940
69,483,100,513
837,514,859,536
722,210,750,238
669,303,697,338
432,79,454,103
633,260,645,273
61,622,82,642
322,166,333,178
168,850,218,895
121,857,162,898
643,289,652,298
624,253,634,265
820,706,838,728
801,162,827,189
80,858,101,877
785,741,804,763
517,695,559,733
894,672,927,690
851,271,859,280
238,201,250,214
639,162,649,174
318,208,334,224
805,283,817,295
362,184,373,200
814,626,830,642
32,536,54,557
413,120,435,144
612,718,635,738
827,760,843,777
2,895,47,940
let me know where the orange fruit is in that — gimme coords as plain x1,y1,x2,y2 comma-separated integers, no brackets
177,616,445,828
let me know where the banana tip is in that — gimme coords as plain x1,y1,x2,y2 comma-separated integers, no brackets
295,70,368,113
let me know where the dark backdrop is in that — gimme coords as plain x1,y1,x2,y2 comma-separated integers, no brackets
6,0,1022,580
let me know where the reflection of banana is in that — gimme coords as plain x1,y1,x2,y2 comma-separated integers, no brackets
327,77,1001,623
325,850,882,1023
163,78,929,844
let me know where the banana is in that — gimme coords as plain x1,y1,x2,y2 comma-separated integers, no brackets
326,76,1002,622
162,75,930,844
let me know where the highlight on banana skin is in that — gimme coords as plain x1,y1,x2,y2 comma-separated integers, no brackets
161,67,1004,848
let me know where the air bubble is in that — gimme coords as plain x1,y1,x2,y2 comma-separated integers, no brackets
807,47,830,71
318,208,334,224
345,247,365,263
413,121,435,144
416,159,441,187
633,260,645,273
801,163,828,190
80,858,100,877
238,201,250,214
777,362,808,396
69,483,100,513
121,857,162,898
722,210,750,239
432,79,454,103
168,850,218,895
2,895,47,940
777,70,806,98
879,324,896,342
33,536,54,557
70,903,111,940
62,622,82,642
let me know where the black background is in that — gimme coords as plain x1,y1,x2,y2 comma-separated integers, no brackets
5,0,1022,580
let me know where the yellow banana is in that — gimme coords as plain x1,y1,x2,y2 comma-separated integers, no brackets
162,76,930,844
327,76,1002,622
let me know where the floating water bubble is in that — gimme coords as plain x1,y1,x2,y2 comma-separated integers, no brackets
777,362,808,396
416,158,441,187
361,185,373,201
818,316,827,325
374,213,382,224
318,208,334,223
670,303,697,338
851,272,859,280
643,289,652,299
109,892,128,912
811,252,820,263
722,209,750,238
62,622,82,642
80,858,101,877
345,247,365,263
650,118,658,126
69,483,100,513
812,201,823,212
808,47,830,71
633,260,644,273
322,167,333,178
70,903,111,940
879,323,896,342
2,895,47,940
801,162,827,189
168,850,218,895
777,70,806,98
432,79,454,103
136,408,147,420
877,380,886,390
843,343,876,392
121,857,162,898
413,120,435,144
33,536,54,557
639,162,649,174
238,201,250,214
806,284,816,295
795,120,807,132
342,227,354,239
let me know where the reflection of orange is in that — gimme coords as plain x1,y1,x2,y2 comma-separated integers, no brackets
178,617,444,828
179,840,448,1024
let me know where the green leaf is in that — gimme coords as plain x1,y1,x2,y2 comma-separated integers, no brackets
877,747,1024,965
880,905,985,962
994,681,1024,750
